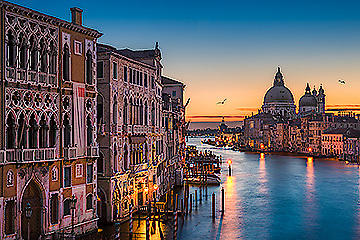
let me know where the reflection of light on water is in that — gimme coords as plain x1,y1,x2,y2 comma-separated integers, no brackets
304,156,316,232
259,154,267,194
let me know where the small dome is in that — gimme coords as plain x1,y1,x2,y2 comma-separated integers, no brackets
264,86,294,103
299,83,317,107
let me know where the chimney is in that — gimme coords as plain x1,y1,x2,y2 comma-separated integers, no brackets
70,7,83,26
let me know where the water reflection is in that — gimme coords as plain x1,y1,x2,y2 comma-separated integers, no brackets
259,153,267,195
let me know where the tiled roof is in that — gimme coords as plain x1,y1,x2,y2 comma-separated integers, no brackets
161,76,184,85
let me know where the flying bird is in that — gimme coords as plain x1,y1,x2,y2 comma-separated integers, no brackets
217,99,227,105
338,79,346,84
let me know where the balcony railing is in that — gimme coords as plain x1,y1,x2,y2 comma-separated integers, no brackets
3,148,56,163
64,147,77,160
87,146,99,157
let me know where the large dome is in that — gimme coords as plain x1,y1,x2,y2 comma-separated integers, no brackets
264,86,294,104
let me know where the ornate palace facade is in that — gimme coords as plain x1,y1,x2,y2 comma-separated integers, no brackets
0,2,101,239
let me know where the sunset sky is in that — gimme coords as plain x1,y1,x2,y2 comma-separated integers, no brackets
15,0,360,123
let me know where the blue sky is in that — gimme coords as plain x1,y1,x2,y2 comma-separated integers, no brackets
12,0,360,120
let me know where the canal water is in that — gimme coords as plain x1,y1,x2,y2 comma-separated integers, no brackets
92,136,360,239
178,137,360,240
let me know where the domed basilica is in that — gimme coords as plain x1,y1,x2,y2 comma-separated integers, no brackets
262,67,325,117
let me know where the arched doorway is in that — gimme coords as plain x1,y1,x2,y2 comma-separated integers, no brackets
97,189,107,225
21,180,43,239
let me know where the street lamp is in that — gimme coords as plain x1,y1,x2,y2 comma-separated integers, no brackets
70,195,77,235
25,202,32,240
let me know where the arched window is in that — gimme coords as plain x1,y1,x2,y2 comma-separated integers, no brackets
140,100,144,125
86,50,93,84
86,194,93,210
63,114,71,147
113,97,118,125
151,103,155,126
39,38,47,73
97,95,104,124
63,43,70,81
124,145,128,170
29,36,38,71
29,114,38,149
63,199,71,216
123,98,128,125
6,114,15,149
17,113,27,149
18,33,27,69
5,200,15,235
6,170,14,187
145,144,148,163
86,116,93,147
49,115,57,148
6,31,16,67
129,98,133,125
39,115,48,148
113,143,118,172
144,102,148,126
49,41,57,74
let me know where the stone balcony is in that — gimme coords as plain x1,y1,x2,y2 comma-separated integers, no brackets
63,147,77,160
6,66,57,87
3,148,57,163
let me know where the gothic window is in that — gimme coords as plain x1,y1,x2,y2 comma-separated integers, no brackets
113,96,118,125
6,170,14,187
98,152,104,174
86,194,93,210
39,38,47,73
87,116,93,147
49,115,57,148
39,115,48,148
49,41,57,74
6,31,16,67
97,95,104,124
129,98,133,125
50,194,59,224
18,33,27,69
63,43,70,81
29,114,38,149
29,36,38,71
63,114,71,147
130,68,133,83
97,61,103,78
140,100,144,125
123,98,128,125
151,103,155,126
124,145,128,170
5,200,15,235
144,102,148,126
17,113,27,148
113,143,118,172
63,198,71,216
145,144,148,163
86,50,93,84
6,114,15,149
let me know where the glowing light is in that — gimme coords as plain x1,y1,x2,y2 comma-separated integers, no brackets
153,184,158,190
260,143,264,149
144,188,149,193
308,147,312,152
307,157,313,163
260,153,265,159
345,161,349,164
227,159,232,165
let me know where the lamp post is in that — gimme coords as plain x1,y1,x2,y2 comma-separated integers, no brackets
227,159,232,176
70,195,77,235
25,202,32,240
